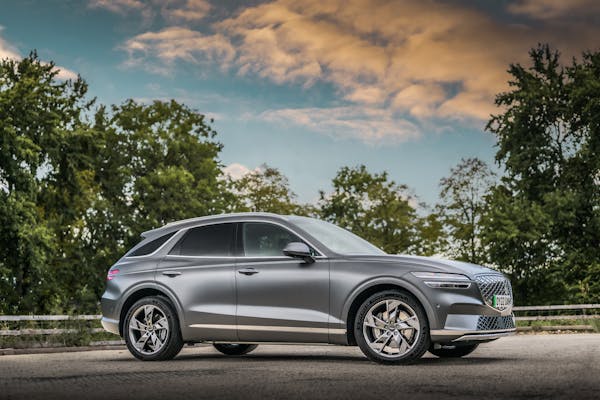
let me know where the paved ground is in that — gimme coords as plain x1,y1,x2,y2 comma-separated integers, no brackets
1,334,599,400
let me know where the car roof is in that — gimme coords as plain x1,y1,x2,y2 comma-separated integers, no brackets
141,212,292,238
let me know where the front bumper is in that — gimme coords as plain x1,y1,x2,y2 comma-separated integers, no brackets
430,314,516,343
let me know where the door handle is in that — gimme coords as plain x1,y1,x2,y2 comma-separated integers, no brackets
238,268,259,276
162,271,182,277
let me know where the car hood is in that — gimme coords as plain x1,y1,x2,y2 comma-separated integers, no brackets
344,254,500,278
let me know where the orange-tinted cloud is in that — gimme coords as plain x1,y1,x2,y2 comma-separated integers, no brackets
508,0,600,19
115,0,600,141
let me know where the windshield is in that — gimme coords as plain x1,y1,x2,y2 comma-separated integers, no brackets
289,217,386,255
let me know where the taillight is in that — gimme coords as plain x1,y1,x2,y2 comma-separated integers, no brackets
107,268,120,281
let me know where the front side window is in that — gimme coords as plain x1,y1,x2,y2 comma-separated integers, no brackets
289,216,385,255
169,223,234,257
243,222,310,257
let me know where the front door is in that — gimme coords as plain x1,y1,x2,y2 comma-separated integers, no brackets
235,222,330,343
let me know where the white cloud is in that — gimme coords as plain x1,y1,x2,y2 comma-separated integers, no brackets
89,0,211,22
164,0,211,22
0,27,78,81
122,27,235,74
88,0,145,14
53,66,79,81
222,163,261,180
258,106,420,144
0,30,19,60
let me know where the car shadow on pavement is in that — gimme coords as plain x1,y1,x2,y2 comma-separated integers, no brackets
108,353,514,365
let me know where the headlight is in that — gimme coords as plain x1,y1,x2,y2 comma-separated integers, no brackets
411,271,471,289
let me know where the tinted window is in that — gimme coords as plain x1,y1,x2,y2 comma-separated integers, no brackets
129,231,176,257
169,223,234,256
289,216,385,255
243,222,306,257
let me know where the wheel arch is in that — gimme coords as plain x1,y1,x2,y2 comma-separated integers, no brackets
118,282,185,336
343,277,438,346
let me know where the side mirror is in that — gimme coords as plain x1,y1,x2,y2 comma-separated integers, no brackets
283,242,315,264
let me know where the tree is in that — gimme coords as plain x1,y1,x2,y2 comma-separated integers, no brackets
319,165,443,255
437,158,495,264
484,45,600,303
0,52,94,313
0,52,228,313
227,164,310,215
80,100,227,309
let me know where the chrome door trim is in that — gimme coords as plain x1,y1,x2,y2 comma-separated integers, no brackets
189,324,345,335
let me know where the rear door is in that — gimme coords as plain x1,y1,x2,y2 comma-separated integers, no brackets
235,222,330,343
156,223,237,341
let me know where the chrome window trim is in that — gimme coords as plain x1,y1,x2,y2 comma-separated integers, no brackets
159,218,327,259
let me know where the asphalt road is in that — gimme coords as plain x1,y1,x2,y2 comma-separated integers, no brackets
1,334,599,400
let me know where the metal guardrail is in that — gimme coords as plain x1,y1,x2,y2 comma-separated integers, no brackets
512,304,599,331
0,315,101,322
0,305,599,336
513,304,600,311
0,315,103,336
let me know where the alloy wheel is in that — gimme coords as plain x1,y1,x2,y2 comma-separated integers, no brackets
128,304,170,355
362,299,421,358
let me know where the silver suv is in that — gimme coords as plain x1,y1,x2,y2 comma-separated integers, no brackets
101,213,515,364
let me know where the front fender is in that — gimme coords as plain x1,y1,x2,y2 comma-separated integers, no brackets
339,276,440,333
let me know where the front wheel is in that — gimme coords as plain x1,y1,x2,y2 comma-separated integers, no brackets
213,343,258,356
124,296,184,361
355,290,430,364
429,343,479,358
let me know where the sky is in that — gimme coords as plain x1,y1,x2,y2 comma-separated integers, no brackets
1,0,599,205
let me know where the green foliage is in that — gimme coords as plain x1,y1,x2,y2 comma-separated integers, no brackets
0,52,91,314
0,54,227,313
437,158,495,264
484,45,600,303
227,164,311,215
319,165,444,255
79,101,227,311
2,45,600,314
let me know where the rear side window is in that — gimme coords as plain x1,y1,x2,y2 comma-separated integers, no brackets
169,223,234,257
129,231,176,257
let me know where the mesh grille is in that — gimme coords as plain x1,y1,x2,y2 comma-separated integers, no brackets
474,274,513,310
477,315,515,331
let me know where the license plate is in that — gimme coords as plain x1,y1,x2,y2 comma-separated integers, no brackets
493,295,511,309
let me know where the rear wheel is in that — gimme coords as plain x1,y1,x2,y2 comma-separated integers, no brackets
213,343,258,356
429,343,479,358
124,296,184,361
355,290,429,364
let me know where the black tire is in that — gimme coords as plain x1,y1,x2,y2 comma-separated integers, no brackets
355,290,430,365
429,343,479,358
213,343,258,356
124,296,184,361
